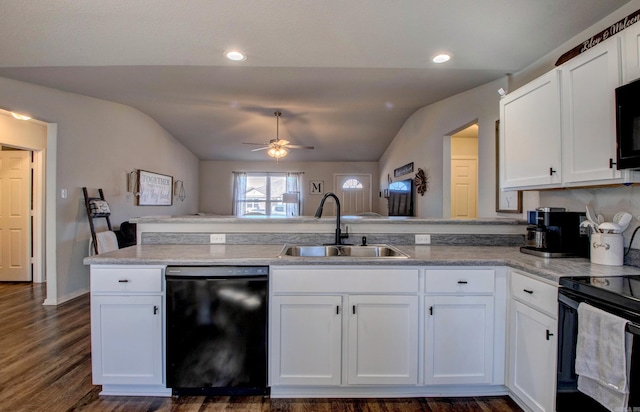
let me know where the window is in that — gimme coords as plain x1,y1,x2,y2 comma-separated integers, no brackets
233,172,301,217
342,178,363,190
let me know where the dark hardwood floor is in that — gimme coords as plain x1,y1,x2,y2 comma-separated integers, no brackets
0,282,523,412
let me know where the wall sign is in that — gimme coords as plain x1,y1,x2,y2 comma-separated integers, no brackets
310,180,324,195
394,162,414,178
556,7,640,66
137,170,173,206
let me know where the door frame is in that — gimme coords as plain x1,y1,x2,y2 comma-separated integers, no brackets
442,120,478,218
0,110,57,303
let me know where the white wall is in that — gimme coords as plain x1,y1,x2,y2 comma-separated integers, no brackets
378,77,539,218
200,160,379,216
0,76,199,303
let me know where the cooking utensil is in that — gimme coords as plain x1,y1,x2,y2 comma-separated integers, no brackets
586,205,598,225
598,222,623,234
580,219,600,233
617,212,633,232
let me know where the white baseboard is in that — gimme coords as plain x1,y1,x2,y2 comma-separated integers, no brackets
42,288,89,306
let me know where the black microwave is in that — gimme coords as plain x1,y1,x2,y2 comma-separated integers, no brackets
615,78,640,169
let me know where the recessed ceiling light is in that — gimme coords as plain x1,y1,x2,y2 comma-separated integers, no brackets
11,112,31,120
432,54,451,64
225,50,247,62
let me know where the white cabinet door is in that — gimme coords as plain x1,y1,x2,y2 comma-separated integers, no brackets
508,300,557,412
270,295,343,386
347,295,418,385
561,38,622,184
500,69,562,190
91,295,163,385
424,295,494,385
625,23,640,83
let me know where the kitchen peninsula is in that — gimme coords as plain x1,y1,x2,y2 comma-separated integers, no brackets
84,215,640,412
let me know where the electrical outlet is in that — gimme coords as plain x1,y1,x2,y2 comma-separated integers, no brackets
209,234,226,244
415,234,431,244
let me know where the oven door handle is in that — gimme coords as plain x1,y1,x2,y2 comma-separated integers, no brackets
627,323,640,336
559,290,640,335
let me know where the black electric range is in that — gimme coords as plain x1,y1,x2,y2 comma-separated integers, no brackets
559,275,640,321
557,275,640,412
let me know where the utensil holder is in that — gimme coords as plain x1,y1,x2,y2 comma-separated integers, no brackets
590,233,623,266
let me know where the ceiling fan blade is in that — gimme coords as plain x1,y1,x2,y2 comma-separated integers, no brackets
243,142,270,146
251,146,270,152
286,144,315,150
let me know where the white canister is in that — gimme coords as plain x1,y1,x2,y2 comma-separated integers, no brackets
590,233,624,266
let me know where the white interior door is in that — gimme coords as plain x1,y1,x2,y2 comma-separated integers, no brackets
0,150,31,281
333,174,371,216
451,158,477,218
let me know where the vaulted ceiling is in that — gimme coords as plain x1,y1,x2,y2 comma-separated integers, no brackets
0,0,631,161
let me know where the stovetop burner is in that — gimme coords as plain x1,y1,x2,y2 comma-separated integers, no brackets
560,275,640,314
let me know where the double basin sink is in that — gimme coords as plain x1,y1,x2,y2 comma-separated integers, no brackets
279,244,408,258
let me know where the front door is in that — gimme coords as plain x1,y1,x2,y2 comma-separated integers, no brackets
334,174,372,216
0,150,31,281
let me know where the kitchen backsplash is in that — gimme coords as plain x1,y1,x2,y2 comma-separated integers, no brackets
140,232,525,247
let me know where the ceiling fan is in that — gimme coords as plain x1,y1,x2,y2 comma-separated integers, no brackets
243,111,314,160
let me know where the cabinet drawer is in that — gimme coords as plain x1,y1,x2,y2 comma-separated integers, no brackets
271,267,419,293
425,269,495,294
91,267,163,293
510,270,557,317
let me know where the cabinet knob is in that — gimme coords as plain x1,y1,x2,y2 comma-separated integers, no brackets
546,329,554,340
549,167,556,176
523,289,534,294
609,158,617,169
352,305,356,315
118,279,129,283
457,280,468,284
153,305,159,315
336,305,340,315
429,306,433,316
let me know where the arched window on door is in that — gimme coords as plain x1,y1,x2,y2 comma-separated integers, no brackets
342,178,363,190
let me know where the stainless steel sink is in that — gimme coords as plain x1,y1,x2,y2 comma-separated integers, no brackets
278,244,409,258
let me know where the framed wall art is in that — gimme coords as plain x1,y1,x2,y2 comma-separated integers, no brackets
137,170,173,206
394,162,414,178
495,120,522,213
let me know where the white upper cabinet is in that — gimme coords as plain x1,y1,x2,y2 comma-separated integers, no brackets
500,33,640,191
624,22,640,83
561,37,622,184
500,69,562,190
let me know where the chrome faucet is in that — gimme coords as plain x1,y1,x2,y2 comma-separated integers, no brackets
314,192,349,245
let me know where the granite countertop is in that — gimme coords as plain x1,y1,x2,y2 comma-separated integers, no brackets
83,244,640,284
130,215,527,225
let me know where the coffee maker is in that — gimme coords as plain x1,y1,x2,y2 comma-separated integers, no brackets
521,207,589,258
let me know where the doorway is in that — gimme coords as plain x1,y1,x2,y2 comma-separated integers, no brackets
333,174,372,216
0,110,56,304
449,124,478,218
0,147,32,281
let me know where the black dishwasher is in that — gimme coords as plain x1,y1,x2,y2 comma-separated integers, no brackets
166,266,269,395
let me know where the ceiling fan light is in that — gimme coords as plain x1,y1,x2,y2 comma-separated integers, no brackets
267,147,288,159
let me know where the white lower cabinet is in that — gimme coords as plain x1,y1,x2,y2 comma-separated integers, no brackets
424,269,497,385
271,295,343,385
89,265,169,395
91,295,163,385
507,270,558,412
269,266,420,388
347,295,418,384
425,295,494,385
